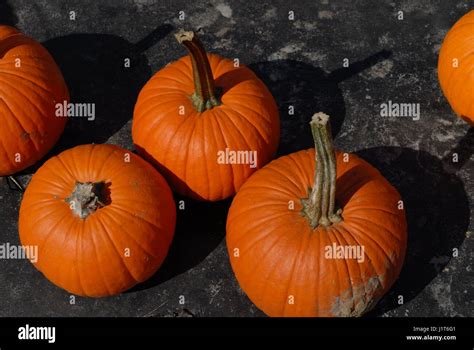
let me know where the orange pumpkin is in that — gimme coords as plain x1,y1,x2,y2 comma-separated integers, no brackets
438,10,474,124
132,30,279,201
19,144,176,297
0,25,69,176
226,113,407,317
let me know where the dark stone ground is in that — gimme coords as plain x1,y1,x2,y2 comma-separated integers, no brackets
0,0,472,317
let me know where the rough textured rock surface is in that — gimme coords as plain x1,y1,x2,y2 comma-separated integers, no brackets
0,0,472,317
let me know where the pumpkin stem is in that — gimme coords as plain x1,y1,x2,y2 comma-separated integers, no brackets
175,30,221,112
66,182,109,219
301,113,342,228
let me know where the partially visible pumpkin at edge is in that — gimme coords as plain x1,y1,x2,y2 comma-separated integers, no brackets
0,25,69,176
438,10,474,125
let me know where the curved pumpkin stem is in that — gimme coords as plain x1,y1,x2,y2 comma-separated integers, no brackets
175,30,221,112
302,113,342,228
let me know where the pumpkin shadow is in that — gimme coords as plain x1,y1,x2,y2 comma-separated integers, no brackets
356,142,471,316
248,50,392,156
129,196,231,292
40,24,172,151
12,24,172,178
0,0,18,26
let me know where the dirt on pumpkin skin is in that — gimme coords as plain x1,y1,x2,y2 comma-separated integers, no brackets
331,275,385,317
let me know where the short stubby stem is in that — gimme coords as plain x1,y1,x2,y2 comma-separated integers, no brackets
301,112,343,228
175,30,221,112
66,181,109,219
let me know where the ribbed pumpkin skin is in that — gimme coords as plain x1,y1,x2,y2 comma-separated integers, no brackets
132,53,280,201
19,144,176,297
226,149,407,317
438,11,474,124
0,26,69,176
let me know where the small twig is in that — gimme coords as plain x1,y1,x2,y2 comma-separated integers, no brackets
6,176,24,192
142,300,168,317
